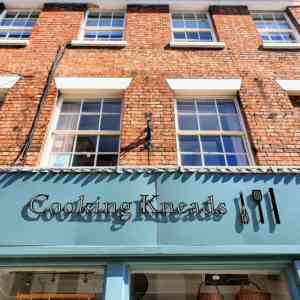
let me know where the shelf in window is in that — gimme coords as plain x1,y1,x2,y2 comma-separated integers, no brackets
170,41,225,49
262,42,300,50
0,39,29,46
71,40,128,47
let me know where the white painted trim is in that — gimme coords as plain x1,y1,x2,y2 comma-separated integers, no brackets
55,77,132,96
3,0,300,11
71,40,128,47
170,41,225,48
276,80,300,95
0,75,20,96
0,39,29,46
262,42,300,49
166,79,242,96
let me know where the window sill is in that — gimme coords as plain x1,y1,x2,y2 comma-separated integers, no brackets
0,39,29,46
71,40,128,47
169,41,225,49
262,42,300,50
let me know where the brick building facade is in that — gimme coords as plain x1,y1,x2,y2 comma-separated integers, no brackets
0,0,300,168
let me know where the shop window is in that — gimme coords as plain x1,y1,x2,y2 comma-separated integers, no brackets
171,12,217,43
252,12,300,43
175,98,252,166
130,270,292,300
0,270,103,300
81,11,125,41
47,98,121,168
0,10,39,40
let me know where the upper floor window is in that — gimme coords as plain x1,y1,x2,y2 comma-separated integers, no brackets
171,12,216,42
82,11,125,41
252,12,300,43
176,98,252,167
47,98,122,168
0,10,39,40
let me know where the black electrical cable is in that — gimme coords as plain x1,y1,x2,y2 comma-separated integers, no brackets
13,42,70,166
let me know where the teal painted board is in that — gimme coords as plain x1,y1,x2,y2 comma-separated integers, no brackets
0,172,157,246
0,171,300,254
156,173,300,246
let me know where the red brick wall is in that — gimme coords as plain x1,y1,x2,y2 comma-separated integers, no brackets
0,3,300,167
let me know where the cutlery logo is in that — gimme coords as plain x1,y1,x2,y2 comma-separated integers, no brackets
239,189,280,225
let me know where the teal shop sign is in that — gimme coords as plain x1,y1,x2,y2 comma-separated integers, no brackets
0,171,300,257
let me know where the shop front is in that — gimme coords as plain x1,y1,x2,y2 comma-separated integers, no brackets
0,169,300,300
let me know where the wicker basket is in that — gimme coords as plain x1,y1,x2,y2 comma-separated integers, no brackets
197,282,224,300
236,281,271,300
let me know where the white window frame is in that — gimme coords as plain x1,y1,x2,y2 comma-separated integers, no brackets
175,96,254,167
79,10,126,42
252,11,300,44
71,10,127,47
41,95,123,168
0,9,39,43
169,11,225,48
170,11,217,43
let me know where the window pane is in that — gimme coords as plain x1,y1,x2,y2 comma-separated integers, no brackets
197,101,216,113
199,115,219,130
100,114,120,130
110,31,123,40
79,115,100,130
112,16,124,27
0,270,104,298
199,32,213,41
102,101,121,113
179,135,200,152
8,32,23,39
220,115,242,131
173,31,186,41
0,18,13,26
75,136,97,152
282,33,296,42
177,101,196,113
278,22,290,29
223,136,246,153
181,154,202,166
57,115,79,130
227,154,249,166
97,154,118,166
87,15,99,26
217,101,237,113
204,154,226,166
172,19,184,28
52,135,75,152
99,13,112,26
270,33,284,41
185,20,198,29
82,101,101,113
25,18,36,27
12,19,27,27
61,101,81,113
201,136,223,153
178,115,198,130
186,31,199,41
98,135,119,152
49,154,71,168
84,32,97,40
72,154,95,166
0,31,7,38
97,31,110,40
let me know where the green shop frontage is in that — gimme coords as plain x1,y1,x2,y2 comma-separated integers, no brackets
0,168,300,300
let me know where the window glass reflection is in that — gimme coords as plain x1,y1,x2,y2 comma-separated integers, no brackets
131,271,292,300
0,270,103,300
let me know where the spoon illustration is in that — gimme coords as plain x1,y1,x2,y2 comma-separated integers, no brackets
252,190,264,224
